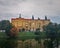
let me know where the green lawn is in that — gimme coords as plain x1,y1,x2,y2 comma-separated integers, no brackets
0,32,46,40
18,32,46,40
18,32,36,40
18,32,35,36
0,32,7,37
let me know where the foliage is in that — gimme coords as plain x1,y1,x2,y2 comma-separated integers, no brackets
5,23,13,37
44,40,54,48
43,22,60,48
0,38,18,48
5,38,18,48
35,28,41,43
3,20,18,38
10,27,18,37
44,23,57,38
0,20,18,48
36,28,40,32
0,20,10,30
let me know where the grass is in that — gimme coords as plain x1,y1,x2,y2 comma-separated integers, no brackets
0,32,7,37
18,32,36,40
0,32,46,40
18,32,35,36
17,32,47,40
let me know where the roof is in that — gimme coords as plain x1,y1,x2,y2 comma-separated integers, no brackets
11,18,50,21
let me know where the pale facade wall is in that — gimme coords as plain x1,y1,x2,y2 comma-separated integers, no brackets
11,18,50,31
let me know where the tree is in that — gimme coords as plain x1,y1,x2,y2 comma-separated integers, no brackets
10,26,18,38
0,20,18,48
35,28,41,44
5,38,18,48
0,20,10,30
5,23,18,38
5,23,13,37
43,22,60,48
0,20,17,37
5,22,18,48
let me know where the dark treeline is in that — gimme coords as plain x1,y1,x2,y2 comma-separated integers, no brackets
35,22,60,48
43,22,60,48
0,20,18,48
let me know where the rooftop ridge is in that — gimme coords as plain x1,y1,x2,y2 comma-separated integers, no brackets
11,18,50,21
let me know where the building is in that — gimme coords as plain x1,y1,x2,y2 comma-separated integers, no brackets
11,15,50,32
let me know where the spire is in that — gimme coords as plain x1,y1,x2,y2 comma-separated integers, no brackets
32,15,34,20
19,14,21,18
38,17,40,20
45,16,47,20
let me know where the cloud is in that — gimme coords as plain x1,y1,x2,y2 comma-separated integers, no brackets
0,0,60,23
48,16,60,24
0,0,26,6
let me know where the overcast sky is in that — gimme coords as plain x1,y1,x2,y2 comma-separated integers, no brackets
0,0,60,23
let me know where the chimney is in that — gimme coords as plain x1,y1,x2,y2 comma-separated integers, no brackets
38,17,40,20
32,15,34,20
45,16,47,20
19,14,21,18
